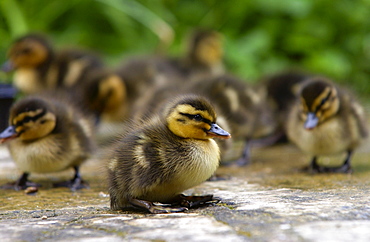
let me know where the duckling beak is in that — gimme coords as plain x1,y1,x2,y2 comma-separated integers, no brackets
206,123,231,139
304,112,319,130
0,126,18,144
1,60,14,72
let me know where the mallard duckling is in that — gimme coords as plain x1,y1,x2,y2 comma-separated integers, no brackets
157,29,225,82
0,92,95,190
286,77,368,173
107,95,231,213
1,33,103,94
81,69,129,144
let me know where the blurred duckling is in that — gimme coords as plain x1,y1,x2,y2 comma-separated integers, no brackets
1,33,103,94
0,92,95,190
82,69,129,144
107,95,231,213
157,29,225,82
286,77,368,173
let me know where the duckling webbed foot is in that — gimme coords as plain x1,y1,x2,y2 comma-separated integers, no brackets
53,166,89,191
207,173,230,181
0,173,41,191
171,194,220,208
129,198,188,214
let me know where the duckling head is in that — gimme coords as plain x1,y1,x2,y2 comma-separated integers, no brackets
299,78,339,130
2,34,52,72
84,70,126,118
166,96,231,140
187,29,223,66
0,98,56,143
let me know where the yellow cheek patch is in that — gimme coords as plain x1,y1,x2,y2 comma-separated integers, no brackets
100,75,126,111
15,126,24,133
200,123,211,131
19,113,56,141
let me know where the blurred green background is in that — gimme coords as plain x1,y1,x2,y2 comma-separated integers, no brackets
0,0,369,94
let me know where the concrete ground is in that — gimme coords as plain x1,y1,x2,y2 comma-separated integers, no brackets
1,140,370,242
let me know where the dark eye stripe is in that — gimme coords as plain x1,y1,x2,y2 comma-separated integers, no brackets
315,90,332,112
179,112,212,125
15,110,46,126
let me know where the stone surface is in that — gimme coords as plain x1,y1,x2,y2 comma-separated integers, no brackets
1,139,370,241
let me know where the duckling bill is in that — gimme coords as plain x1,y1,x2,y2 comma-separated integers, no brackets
286,78,368,173
0,93,95,191
107,95,231,213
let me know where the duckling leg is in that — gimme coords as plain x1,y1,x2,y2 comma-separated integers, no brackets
309,156,320,173
232,140,251,167
53,166,89,191
337,150,353,173
170,194,219,208
0,172,41,191
309,151,353,173
129,198,188,214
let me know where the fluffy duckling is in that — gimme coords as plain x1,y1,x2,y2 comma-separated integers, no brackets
157,29,225,82
1,33,102,94
0,92,95,190
107,95,231,213
286,77,368,173
82,69,129,144
177,29,224,78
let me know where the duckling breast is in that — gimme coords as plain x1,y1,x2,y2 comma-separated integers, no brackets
287,107,361,155
13,68,43,94
137,138,220,203
173,139,220,184
8,133,88,174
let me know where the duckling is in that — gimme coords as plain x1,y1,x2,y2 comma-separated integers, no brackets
81,69,129,144
107,95,231,213
0,92,95,190
156,29,225,82
1,33,103,94
177,29,224,78
286,77,368,173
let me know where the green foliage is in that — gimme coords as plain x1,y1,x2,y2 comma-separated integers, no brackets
0,0,369,94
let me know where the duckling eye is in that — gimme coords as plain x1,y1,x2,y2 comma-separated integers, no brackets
21,47,32,54
23,116,32,123
320,97,328,106
193,114,203,121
